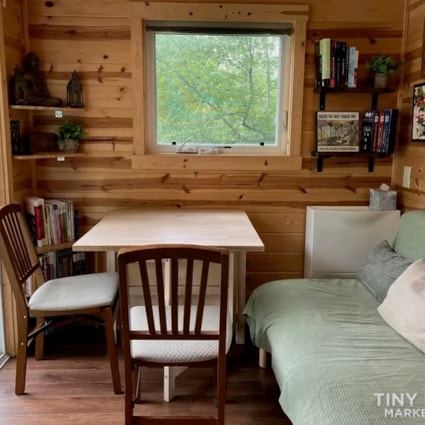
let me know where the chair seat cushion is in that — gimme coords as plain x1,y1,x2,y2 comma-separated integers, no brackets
28,272,119,312
130,305,232,363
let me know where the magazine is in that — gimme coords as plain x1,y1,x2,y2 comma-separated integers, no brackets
316,111,360,152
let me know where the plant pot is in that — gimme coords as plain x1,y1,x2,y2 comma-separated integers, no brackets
58,139,79,153
374,73,388,89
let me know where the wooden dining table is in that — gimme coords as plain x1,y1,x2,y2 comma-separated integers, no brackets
73,208,264,400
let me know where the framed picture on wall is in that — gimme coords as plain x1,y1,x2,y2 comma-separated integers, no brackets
412,83,425,141
316,111,360,152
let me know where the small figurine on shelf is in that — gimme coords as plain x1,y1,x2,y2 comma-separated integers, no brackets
22,51,62,106
8,66,28,105
66,70,84,108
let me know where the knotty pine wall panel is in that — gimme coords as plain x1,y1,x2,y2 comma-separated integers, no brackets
392,0,425,211
7,0,406,297
3,1,33,203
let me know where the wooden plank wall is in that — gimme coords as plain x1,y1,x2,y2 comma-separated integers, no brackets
4,0,406,298
392,0,425,211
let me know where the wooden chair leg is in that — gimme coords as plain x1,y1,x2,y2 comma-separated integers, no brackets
125,363,135,425
103,307,122,394
15,316,29,395
34,317,45,361
217,358,227,425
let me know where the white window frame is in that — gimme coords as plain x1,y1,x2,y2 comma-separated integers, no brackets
145,28,291,155
129,2,308,171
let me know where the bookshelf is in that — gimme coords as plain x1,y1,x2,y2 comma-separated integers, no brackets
313,87,394,111
10,104,85,159
25,196,87,280
311,150,387,172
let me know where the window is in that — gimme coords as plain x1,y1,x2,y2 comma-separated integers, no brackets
147,26,291,154
130,2,308,167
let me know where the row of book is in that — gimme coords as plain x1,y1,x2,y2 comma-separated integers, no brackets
38,248,88,282
360,109,399,154
25,196,78,248
315,38,359,89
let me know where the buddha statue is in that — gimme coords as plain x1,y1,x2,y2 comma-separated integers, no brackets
22,52,62,107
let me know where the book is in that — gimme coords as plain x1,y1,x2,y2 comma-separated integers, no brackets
314,41,322,88
25,196,47,247
330,39,337,88
382,109,399,153
371,110,380,153
316,111,360,152
375,110,385,153
319,38,331,87
347,46,358,88
360,111,375,152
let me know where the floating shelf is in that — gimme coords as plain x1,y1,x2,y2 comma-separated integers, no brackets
10,105,83,111
36,241,74,255
313,87,394,110
311,151,389,172
14,152,86,160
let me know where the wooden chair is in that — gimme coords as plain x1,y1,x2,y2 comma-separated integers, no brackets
0,203,122,395
117,244,230,425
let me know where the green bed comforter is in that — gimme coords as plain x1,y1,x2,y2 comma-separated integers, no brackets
243,278,425,425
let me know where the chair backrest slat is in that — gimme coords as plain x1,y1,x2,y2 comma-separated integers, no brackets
170,257,179,334
0,204,44,310
195,260,209,334
183,257,194,333
138,259,156,335
118,244,229,342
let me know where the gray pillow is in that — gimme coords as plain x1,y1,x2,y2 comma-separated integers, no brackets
356,240,412,302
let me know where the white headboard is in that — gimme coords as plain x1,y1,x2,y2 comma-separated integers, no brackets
304,206,401,278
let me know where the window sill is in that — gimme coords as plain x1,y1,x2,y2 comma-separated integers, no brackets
131,154,302,172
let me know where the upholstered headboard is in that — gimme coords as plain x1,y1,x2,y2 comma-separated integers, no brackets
393,210,425,261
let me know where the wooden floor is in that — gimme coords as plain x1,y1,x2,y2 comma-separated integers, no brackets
0,326,292,425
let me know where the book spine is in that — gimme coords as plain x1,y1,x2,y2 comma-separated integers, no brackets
347,47,357,88
371,111,380,153
330,39,337,88
25,196,46,247
320,38,331,87
314,41,322,88
376,110,385,153
386,109,399,154
360,111,374,153
339,41,347,88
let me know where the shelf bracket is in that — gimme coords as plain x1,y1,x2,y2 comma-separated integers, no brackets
319,91,326,110
368,157,375,172
371,93,378,110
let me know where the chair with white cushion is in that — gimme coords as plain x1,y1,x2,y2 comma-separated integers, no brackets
0,203,121,395
117,244,231,425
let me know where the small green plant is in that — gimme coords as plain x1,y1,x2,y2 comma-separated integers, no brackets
57,120,84,140
366,56,398,75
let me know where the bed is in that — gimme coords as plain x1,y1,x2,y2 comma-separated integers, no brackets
243,210,425,425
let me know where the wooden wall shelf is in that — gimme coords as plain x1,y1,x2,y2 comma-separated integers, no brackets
311,151,389,172
10,105,83,111
36,241,74,255
14,152,86,160
314,87,394,110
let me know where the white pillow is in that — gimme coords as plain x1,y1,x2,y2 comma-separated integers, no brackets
377,258,425,353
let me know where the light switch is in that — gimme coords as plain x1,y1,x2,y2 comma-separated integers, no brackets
403,166,411,188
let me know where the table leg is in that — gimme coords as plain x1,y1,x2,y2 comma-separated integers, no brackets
106,250,116,273
233,251,246,344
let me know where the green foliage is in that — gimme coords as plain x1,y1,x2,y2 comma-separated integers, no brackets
154,33,281,146
57,120,84,140
366,56,398,75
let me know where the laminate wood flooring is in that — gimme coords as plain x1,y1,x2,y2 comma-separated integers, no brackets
0,326,292,425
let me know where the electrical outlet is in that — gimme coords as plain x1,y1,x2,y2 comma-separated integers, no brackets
403,166,411,188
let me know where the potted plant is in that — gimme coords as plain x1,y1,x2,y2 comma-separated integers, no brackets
366,56,398,89
57,120,84,153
